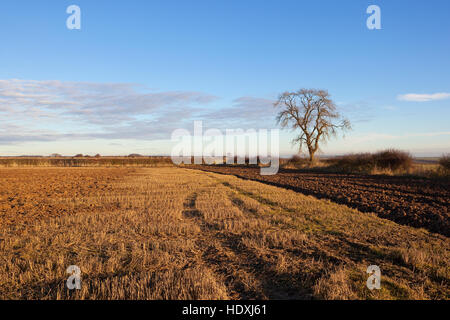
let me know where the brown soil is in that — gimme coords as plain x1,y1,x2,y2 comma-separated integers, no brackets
0,168,135,227
191,166,450,237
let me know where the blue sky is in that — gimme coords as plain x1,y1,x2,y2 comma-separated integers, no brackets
0,0,449,156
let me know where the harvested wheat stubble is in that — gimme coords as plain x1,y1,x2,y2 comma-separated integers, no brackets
192,166,450,237
0,167,448,300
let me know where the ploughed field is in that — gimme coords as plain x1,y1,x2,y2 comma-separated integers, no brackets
192,166,450,237
0,167,448,299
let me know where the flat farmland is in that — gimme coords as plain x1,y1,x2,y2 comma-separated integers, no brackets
0,167,448,299
193,166,450,237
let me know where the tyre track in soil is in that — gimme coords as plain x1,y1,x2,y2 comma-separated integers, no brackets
180,181,313,299
190,166,450,237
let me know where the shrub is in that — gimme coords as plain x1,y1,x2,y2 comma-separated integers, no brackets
439,154,450,171
332,153,374,173
282,154,312,169
372,149,412,171
332,149,412,174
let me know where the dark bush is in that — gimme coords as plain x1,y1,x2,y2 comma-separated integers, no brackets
372,149,412,171
439,154,450,170
331,153,372,173
279,155,313,169
285,154,311,167
332,149,412,173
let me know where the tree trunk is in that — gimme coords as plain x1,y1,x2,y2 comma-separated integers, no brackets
308,149,315,163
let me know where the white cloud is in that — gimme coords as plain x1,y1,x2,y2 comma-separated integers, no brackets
0,79,218,124
0,79,221,145
0,79,279,147
397,92,450,102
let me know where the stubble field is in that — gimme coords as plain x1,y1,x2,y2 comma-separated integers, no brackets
193,165,450,237
0,167,448,299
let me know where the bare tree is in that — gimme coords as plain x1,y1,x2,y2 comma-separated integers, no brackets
275,89,351,163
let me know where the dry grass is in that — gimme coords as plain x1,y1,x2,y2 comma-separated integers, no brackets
313,266,358,300
0,167,448,300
